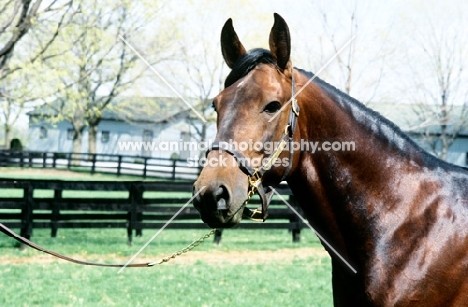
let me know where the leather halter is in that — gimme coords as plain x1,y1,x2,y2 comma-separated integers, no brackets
206,72,300,221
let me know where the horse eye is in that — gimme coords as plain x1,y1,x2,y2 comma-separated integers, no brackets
263,101,281,113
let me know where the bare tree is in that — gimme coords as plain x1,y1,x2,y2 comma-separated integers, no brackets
179,41,225,149
406,20,468,160
317,0,359,95
162,16,226,159
303,0,393,105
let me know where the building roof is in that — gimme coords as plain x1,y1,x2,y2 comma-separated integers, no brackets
367,102,468,137
28,97,211,124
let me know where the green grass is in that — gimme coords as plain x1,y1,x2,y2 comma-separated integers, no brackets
0,228,333,307
1,260,332,307
0,168,333,306
0,228,324,256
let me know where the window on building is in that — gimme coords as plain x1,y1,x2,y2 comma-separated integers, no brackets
40,126,48,139
101,131,110,143
67,129,74,140
143,130,153,141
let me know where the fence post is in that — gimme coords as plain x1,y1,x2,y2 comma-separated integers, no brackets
28,152,33,168
143,158,148,179
52,152,57,168
128,184,143,245
117,155,122,177
51,189,61,237
171,160,177,180
67,152,71,170
213,229,223,245
91,154,96,174
42,152,47,168
20,183,34,249
289,195,301,243
19,151,24,168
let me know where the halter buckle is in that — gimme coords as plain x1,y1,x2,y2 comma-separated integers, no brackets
248,169,262,189
292,98,299,116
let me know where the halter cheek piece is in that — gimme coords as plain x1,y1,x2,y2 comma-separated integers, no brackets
206,73,300,222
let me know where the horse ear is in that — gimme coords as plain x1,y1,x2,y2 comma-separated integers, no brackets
269,13,291,72
220,18,247,69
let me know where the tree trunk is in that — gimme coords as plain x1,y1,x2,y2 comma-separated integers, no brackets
72,127,84,166
88,124,98,157
4,123,11,150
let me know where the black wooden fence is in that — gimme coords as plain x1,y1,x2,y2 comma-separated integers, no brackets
0,150,200,180
0,179,306,246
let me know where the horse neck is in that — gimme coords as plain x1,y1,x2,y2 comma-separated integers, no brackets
287,72,431,265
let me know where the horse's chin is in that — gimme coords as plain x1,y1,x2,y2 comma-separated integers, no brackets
204,220,240,229
200,206,244,229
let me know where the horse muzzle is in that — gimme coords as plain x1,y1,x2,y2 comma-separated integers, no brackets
193,173,247,228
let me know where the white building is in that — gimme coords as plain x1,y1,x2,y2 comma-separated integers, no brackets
28,97,215,160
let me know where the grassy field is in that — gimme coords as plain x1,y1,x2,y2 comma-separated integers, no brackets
0,168,333,306
0,229,333,307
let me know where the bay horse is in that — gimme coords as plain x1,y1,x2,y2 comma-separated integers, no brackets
193,13,468,307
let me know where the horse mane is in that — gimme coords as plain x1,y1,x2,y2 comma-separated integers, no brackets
296,68,455,169
224,48,277,88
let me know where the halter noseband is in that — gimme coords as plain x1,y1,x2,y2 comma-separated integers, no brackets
206,72,300,221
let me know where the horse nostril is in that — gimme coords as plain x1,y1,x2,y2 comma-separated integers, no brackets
214,185,230,210
217,198,227,210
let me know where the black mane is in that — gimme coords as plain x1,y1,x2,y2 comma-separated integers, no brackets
296,68,456,170
224,48,277,88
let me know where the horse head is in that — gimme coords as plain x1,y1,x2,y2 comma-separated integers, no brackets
193,14,299,228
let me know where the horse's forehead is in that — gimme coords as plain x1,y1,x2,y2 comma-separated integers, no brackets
218,66,284,101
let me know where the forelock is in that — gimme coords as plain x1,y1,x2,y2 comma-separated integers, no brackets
224,48,277,88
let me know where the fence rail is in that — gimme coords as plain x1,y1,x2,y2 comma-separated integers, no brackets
0,179,306,245
0,150,200,180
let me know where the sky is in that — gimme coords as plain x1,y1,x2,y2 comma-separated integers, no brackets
136,0,468,104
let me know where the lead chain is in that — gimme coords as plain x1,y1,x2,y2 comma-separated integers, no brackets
149,179,259,266
148,228,217,266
